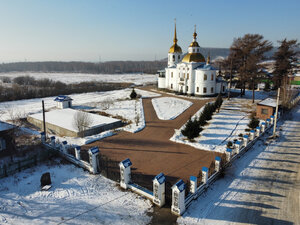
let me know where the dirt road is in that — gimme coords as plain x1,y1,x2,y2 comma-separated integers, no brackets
178,105,300,225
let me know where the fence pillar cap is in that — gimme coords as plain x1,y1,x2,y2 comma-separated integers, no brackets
40,131,45,135
261,122,266,125
50,136,55,140
62,141,68,145
256,126,261,129
250,130,255,133
266,118,271,122
270,115,275,118
75,146,81,150
190,176,197,182
226,148,232,153
172,179,185,192
202,166,209,172
153,172,165,184
235,141,241,145
120,158,132,168
243,135,249,138
215,156,221,161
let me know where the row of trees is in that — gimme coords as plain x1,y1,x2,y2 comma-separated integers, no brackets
219,34,299,105
182,94,223,140
0,76,131,102
0,61,167,74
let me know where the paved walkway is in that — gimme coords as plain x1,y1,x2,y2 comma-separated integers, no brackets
83,89,221,185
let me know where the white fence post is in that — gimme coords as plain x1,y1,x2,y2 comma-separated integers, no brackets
270,115,274,125
202,167,208,184
266,118,271,127
75,146,81,160
153,172,166,207
261,122,266,133
171,180,186,216
226,148,232,162
50,136,55,147
215,156,221,172
61,141,68,154
250,130,255,141
234,141,241,154
190,176,197,194
40,132,46,143
243,135,249,147
89,147,100,174
256,126,261,137
119,158,132,189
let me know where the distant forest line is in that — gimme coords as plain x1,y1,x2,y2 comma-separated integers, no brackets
0,47,279,74
0,48,232,74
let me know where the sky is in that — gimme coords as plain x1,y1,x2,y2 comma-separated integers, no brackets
0,0,299,62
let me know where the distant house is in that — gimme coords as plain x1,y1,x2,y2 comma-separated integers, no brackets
256,98,281,120
0,121,15,158
54,95,73,109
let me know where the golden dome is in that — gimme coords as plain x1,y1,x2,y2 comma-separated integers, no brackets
189,41,200,47
169,43,182,53
182,53,205,63
169,19,182,53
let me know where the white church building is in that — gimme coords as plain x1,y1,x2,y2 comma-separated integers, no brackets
158,23,226,96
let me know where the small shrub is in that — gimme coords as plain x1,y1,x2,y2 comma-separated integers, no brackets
130,88,137,99
248,116,259,129
227,141,233,148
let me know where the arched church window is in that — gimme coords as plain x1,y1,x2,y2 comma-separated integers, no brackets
173,55,175,61
193,49,195,53
211,74,214,80
211,87,214,93
171,72,173,78
197,49,199,52
178,55,180,60
204,74,207,81
203,87,207,93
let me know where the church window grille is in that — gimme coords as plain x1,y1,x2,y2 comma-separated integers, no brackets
203,87,207,93
204,74,207,80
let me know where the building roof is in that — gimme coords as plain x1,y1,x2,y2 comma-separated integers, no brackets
195,63,216,70
0,121,14,132
54,95,73,102
257,98,281,107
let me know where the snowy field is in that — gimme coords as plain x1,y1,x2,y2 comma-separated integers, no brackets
171,90,271,153
0,72,157,85
152,97,193,120
0,88,160,146
0,160,152,225
178,105,300,225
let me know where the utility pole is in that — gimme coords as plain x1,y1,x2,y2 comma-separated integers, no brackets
42,100,46,136
273,87,280,137
228,56,233,100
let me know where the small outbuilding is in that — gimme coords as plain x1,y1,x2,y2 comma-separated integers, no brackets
256,98,281,120
0,121,15,158
54,95,73,109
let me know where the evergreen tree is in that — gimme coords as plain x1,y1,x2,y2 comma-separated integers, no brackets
248,116,259,129
181,117,202,140
215,93,223,112
130,88,137,99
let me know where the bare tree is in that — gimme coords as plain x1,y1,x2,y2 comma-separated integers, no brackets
73,111,93,137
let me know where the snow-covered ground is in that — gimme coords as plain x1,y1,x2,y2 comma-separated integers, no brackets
0,160,152,225
178,104,300,225
0,88,160,146
152,97,193,120
171,90,272,153
0,72,157,85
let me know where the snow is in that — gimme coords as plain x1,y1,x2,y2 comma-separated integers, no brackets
177,105,300,225
257,98,278,107
152,97,193,120
0,72,157,85
0,88,159,146
0,121,14,132
171,90,273,153
29,108,120,133
0,160,152,224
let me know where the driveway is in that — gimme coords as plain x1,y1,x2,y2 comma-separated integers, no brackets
83,89,222,186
